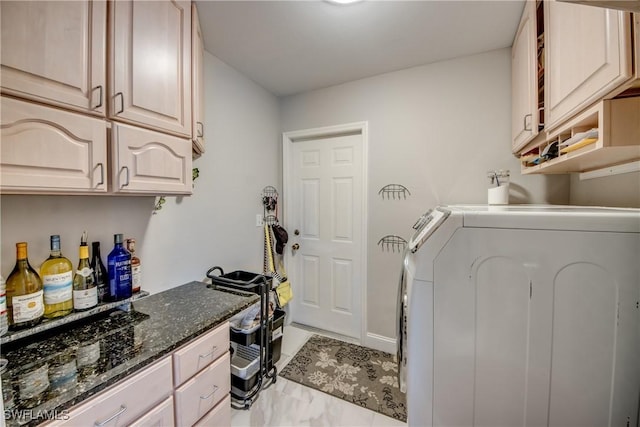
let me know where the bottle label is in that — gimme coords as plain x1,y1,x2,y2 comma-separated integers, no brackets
12,290,44,324
131,265,141,291
108,255,132,299
77,267,93,278
43,271,73,304
0,284,8,334
73,287,98,310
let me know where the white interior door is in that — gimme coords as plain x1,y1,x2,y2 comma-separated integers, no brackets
284,125,366,340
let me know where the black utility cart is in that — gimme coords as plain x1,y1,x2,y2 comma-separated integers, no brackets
206,267,284,409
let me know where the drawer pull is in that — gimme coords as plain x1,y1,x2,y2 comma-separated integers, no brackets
94,405,127,426
200,385,219,400
199,346,218,359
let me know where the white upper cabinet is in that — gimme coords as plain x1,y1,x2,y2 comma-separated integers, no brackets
0,0,107,115
511,0,541,152
545,0,633,131
192,2,205,156
111,123,192,195
110,0,192,138
0,96,107,194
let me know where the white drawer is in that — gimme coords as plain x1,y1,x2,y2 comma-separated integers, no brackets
194,395,231,427
53,357,172,426
173,321,229,386
174,352,230,427
129,396,174,427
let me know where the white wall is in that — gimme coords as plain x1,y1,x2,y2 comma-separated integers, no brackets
569,172,640,208
280,48,570,344
0,52,281,293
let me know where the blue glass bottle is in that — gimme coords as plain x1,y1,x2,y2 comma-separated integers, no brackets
107,234,132,301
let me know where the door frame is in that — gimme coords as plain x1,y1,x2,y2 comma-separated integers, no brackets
282,121,369,343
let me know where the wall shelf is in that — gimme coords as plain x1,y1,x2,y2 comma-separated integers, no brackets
521,97,640,174
1,291,149,346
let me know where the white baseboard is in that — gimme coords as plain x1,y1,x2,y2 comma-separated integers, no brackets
363,332,396,355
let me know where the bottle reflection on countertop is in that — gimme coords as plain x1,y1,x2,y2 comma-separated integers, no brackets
16,362,50,409
1,310,150,424
47,349,77,398
76,338,103,381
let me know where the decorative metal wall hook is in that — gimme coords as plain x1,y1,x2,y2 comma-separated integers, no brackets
261,186,278,212
378,184,411,200
261,186,279,224
377,235,407,252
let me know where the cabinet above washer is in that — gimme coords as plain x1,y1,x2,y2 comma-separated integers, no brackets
512,0,640,174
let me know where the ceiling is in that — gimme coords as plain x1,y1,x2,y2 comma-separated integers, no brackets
196,1,526,97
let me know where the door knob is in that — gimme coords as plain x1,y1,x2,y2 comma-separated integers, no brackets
292,243,300,251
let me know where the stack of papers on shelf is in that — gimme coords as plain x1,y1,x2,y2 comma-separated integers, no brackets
559,128,598,154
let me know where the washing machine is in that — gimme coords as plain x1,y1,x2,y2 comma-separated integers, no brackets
397,205,640,427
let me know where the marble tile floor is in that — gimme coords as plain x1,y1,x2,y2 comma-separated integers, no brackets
230,324,407,427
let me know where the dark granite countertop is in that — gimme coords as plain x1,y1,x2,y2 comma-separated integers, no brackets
0,281,259,426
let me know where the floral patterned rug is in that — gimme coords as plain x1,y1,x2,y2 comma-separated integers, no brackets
279,334,407,421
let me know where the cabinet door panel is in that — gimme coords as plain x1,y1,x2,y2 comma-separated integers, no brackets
0,0,106,115
112,123,192,194
110,0,191,137
511,0,539,152
545,1,632,131
0,96,107,193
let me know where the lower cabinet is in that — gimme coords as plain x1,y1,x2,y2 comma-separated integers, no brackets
174,352,231,426
47,322,231,427
51,357,173,426
172,321,231,426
